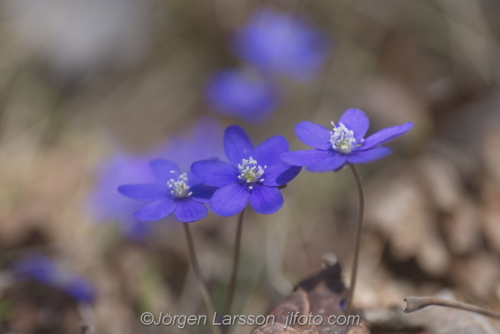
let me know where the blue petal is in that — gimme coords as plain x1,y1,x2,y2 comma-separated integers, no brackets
224,125,254,166
306,155,347,172
254,135,289,167
339,108,369,141
360,122,413,150
210,183,249,216
65,277,96,304
191,160,238,187
249,185,284,214
280,149,331,166
190,184,217,203
118,184,169,201
134,198,177,221
174,199,208,222
295,121,331,150
263,164,302,186
347,147,392,164
150,160,181,183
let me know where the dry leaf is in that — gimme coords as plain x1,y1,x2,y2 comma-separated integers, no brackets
252,263,369,334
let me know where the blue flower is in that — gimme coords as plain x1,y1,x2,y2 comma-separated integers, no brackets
88,119,224,235
231,8,329,80
118,160,214,222
281,109,413,172
191,126,301,217
205,69,279,122
11,254,96,304
87,151,156,239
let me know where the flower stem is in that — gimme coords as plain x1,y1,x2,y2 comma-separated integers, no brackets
403,296,500,320
222,208,245,317
346,164,364,315
182,223,221,334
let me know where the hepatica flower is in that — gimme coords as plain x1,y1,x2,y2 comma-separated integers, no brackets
89,119,223,233
12,254,96,304
205,69,278,122
191,126,301,217
231,8,329,80
281,109,413,172
118,160,213,222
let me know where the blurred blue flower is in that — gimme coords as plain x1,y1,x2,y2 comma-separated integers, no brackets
88,119,224,236
231,8,329,80
119,160,215,222
205,69,279,122
191,125,301,217
11,254,96,304
87,151,156,239
281,109,414,172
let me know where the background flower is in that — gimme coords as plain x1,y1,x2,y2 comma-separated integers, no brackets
205,69,279,122
231,7,329,80
11,254,96,304
192,125,301,216
281,108,413,172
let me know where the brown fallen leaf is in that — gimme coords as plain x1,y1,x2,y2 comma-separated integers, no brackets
252,262,369,334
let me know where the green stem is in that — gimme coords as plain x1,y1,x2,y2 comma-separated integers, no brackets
222,208,245,317
345,164,364,315
182,223,221,334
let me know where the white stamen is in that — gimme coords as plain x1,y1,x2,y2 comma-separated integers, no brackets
167,172,192,198
330,122,359,154
237,157,266,189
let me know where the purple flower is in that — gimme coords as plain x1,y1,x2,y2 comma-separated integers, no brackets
191,126,301,217
88,119,224,235
87,151,157,239
205,69,279,122
281,109,413,172
231,8,329,80
118,160,214,222
11,254,96,304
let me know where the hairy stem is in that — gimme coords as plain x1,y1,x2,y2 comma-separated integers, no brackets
183,223,221,334
346,164,364,315
222,208,246,316
403,296,500,320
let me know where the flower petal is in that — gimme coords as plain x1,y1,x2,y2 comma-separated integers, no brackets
224,125,254,166
347,147,392,164
118,184,169,201
191,160,238,187
339,108,369,141
254,135,289,166
210,183,249,216
174,200,208,222
133,198,177,221
280,149,331,166
295,121,331,150
150,160,181,183
249,185,284,214
360,122,413,150
306,155,347,172
263,164,302,186
190,184,217,204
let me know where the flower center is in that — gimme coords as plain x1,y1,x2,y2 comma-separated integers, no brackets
167,172,192,198
330,122,359,154
237,157,266,190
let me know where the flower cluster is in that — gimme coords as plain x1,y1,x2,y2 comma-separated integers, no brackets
205,7,329,121
119,125,300,220
117,110,412,223
11,254,96,304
